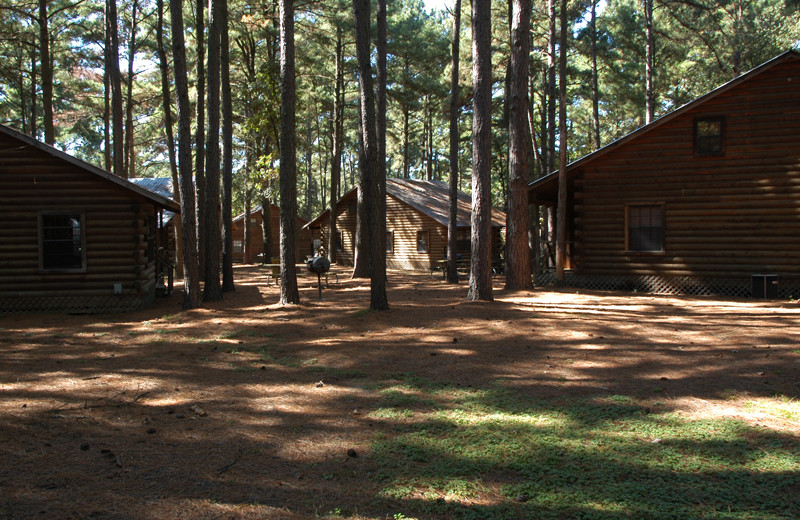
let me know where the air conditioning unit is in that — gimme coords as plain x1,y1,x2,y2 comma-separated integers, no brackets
751,274,778,299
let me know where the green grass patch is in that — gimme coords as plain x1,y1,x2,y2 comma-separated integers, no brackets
368,375,800,519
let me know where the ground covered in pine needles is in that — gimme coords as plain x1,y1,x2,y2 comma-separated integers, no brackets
2,265,799,519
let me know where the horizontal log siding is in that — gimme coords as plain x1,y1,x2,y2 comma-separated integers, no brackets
385,194,447,270
573,61,800,281
0,134,160,312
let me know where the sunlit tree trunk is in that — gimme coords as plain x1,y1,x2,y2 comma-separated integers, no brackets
279,0,300,304
108,0,124,178
467,0,493,302
37,0,54,145
505,0,532,291
446,0,462,284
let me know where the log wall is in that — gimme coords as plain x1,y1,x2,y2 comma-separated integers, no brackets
231,206,314,263
571,60,800,290
0,132,161,313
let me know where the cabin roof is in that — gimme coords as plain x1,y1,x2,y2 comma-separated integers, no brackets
128,177,178,225
305,178,506,229
528,49,800,201
0,124,180,212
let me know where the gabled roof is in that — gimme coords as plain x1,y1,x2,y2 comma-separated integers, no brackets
232,204,310,225
0,124,180,212
528,50,800,199
305,178,506,229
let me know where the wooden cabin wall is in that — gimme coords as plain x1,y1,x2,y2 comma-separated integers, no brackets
0,134,159,312
573,60,800,282
385,194,446,270
232,208,313,263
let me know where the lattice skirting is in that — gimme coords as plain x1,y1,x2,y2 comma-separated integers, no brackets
535,272,800,299
0,293,153,315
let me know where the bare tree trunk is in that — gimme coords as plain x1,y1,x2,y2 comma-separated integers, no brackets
103,12,111,170
243,187,252,263
644,0,655,124
446,0,462,284
467,0,493,302
220,0,234,292
279,0,300,304
261,194,273,260
546,0,557,174
108,0,124,178
591,0,601,149
30,46,38,138
352,0,388,309
328,27,344,264
555,0,568,281
169,0,201,309
376,0,388,285
203,0,222,302
157,0,184,279
505,0,532,291
37,0,54,145
124,0,138,178
195,0,206,277
402,106,410,179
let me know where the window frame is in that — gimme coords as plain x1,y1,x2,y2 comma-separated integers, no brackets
38,211,87,273
416,230,430,254
694,116,725,157
625,203,665,254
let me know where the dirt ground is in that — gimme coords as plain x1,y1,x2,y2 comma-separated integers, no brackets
2,264,799,519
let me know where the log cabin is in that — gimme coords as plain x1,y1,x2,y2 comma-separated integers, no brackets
129,177,178,281
305,178,506,271
0,124,180,313
231,204,314,263
529,50,800,298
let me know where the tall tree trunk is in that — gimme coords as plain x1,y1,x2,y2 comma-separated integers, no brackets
203,0,222,301
108,0,124,178
352,0,388,309
402,106,410,179
376,0,388,285
305,118,314,220
555,0,568,281
328,26,344,264
157,0,184,279
262,195,273,261
103,13,111,171
38,0,54,145
169,0,201,309
124,0,138,178
446,0,461,284
30,45,38,138
546,0,557,173
279,0,300,304
220,0,234,292
644,0,655,124
505,0,532,291
468,0,493,302
591,0,601,149
195,0,206,277
243,187,252,263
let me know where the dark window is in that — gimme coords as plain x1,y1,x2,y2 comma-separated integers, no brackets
386,231,394,253
695,117,723,156
416,230,429,253
39,212,85,271
627,204,663,252
456,228,470,253
336,230,344,252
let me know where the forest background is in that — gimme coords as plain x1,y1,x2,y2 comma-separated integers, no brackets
2,0,798,219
